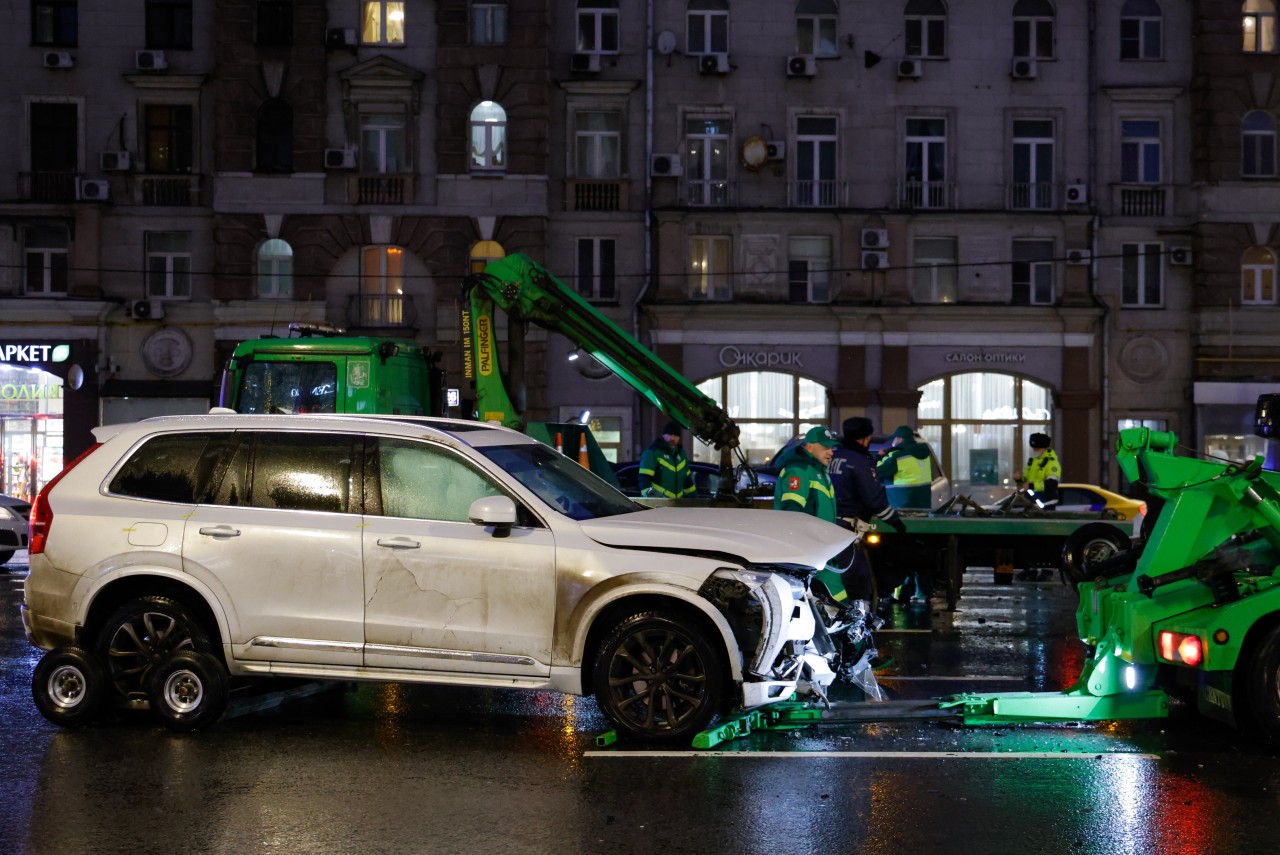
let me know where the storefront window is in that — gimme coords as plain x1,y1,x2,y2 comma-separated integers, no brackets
917,371,1052,494
0,365,64,501
696,371,829,465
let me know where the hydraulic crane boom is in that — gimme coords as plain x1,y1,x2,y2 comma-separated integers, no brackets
461,253,741,453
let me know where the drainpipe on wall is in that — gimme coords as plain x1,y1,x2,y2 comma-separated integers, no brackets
630,0,656,456
1088,0,1110,487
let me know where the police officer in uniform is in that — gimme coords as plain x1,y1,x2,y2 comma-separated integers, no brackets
876,425,933,509
637,421,696,499
1015,432,1062,580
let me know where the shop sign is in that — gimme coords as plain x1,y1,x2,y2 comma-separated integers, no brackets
0,383,62,400
0,344,70,364
945,351,1027,364
718,346,804,369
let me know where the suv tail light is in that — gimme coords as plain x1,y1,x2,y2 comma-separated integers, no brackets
30,443,102,555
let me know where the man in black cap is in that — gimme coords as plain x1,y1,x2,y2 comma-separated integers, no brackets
637,420,696,499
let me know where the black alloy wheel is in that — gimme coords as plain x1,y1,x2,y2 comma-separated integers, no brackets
97,596,213,703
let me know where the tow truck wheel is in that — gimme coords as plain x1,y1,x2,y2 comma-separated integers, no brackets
1061,523,1131,587
1245,625,1280,749
593,609,726,743
145,650,229,733
31,646,109,727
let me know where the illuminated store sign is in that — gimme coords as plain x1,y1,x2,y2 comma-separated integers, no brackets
0,344,70,364
1,384,62,400
945,351,1027,364
718,346,804,369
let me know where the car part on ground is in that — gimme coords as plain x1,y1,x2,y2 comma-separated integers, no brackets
31,645,109,727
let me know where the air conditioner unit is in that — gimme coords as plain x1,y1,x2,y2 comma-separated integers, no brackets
699,53,730,74
1066,248,1092,266
326,28,357,49
130,299,165,321
43,51,74,69
861,250,889,271
861,228,889,249
897,58,923,79
324,147,357,170
1169,247,1193,266
76,178,109,201
570,53,601,73
765,141,786,161
650,152,683,177
787,55,816,77
1011,57,1037,79
135,50,168,70
100,151,131,172
1065,183,1089,205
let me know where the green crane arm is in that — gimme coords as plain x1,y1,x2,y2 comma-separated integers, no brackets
461,253,741,452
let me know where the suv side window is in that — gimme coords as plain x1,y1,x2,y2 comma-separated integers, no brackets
208,432,361,513
109,432,231,503
374,438,504,523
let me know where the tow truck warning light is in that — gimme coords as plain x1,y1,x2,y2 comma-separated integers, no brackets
1157,631,1203,667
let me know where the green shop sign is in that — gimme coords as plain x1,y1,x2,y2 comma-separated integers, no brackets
0,344,70,364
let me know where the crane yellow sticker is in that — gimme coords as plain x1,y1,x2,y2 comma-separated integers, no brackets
476,315,494,377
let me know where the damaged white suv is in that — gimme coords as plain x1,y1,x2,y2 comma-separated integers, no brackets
23,414,850,741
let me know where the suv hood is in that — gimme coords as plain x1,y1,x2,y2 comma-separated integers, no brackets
578,507,852,568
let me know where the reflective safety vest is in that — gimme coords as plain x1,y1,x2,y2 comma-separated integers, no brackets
1024,449,1062,492
638,441,696,499
889,452,930,486
773,452,838,523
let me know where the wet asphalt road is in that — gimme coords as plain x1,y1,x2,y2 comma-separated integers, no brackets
4,551,1280,855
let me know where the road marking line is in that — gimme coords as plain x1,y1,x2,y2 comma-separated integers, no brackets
585,750,1161,760
876,629,933,634
875,675,1024,681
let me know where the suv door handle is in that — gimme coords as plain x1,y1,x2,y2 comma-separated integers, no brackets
198,525,241,538
376,537,421,550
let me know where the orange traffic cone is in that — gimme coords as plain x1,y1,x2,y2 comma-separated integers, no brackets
578,433,590,469
555,432,563,454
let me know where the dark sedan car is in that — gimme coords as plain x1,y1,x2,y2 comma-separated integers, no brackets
611,460,725,498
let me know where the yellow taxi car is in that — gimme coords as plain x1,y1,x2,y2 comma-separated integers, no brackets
1056,483,1147,521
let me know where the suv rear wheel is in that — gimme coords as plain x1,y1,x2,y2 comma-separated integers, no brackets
592,609,726,743
97,596,214,704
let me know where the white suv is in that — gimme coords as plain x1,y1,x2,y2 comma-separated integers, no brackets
23,414,849,741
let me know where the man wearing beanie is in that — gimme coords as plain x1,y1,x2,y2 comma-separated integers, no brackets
1014,432,1062,580
637,420,697,499
876,424,933,509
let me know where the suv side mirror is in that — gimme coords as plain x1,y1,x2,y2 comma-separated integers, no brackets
469,495,517,535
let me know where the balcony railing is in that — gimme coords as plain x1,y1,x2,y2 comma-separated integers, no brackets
897,180,955,210
566,179,627,211
19,171,79,202
346,294,416,329
352,174,412,205
789,179,847,208
1115,184,1167,217
1007,181,1057,210
139,175,200,206
683,179,735,207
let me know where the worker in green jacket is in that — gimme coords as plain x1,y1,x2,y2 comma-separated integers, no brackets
877,425,933,509
637,421,696,499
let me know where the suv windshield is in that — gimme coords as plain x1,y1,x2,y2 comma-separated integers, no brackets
479,443,640,520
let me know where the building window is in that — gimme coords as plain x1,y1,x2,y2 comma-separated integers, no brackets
575,111,621,179
470,101,506,172
257,0,293,45
361,246,405,325
576,238,616,302
788,236,831,303
29,102,78,202
1120,0,1162,60
577,0,619,53
257,238,293,299
686,117,731,206
361,114,406,173
911,237,957,303
1242,246,1277,304
146,231,191,299
696,371,830,465
917,372,1053,489
1012,239,1055,305
24,226,69,296
472,1,507,45
1244,0,1278,53
796,0,837,57
33,0,77,47
146,0,193,50
1122,242,1163,307
689,236,731,301
469,240,505,274
687,0,728,54
1011,119,1055,209
905,117,947,208
1012,0,1054,59
905,0,946,58
361,1,405,45
256,98,293,173
144,104,194,173
795,115,839,207
1121,119,1161,183
1242,110,1277,177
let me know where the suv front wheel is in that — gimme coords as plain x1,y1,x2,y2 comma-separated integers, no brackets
592,609,726,743
96,596,214,704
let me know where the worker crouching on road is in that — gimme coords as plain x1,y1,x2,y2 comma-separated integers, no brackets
876,425,933,509
638,421,697,499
